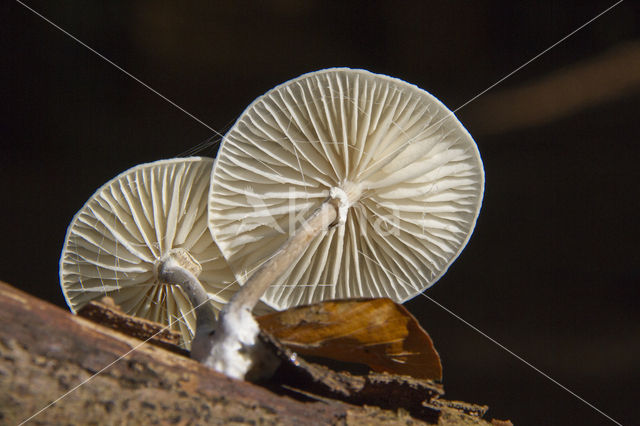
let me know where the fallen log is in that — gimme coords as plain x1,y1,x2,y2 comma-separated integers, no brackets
0,281,511,425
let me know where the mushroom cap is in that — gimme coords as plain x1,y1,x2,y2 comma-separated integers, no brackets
208,68,484,310
60,157,238,347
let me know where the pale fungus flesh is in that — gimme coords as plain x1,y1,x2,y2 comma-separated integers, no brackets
59,157,238,348
60,69,485,381
208,68,485,312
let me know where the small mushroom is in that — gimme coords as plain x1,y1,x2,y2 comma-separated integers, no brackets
59,157,239,348
209,68,484,311
204,68,484,379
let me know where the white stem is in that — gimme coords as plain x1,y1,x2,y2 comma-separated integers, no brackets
156,256,216,331
203,197,339,381
156,249,218,363
225,198,339,314
205,183,360,381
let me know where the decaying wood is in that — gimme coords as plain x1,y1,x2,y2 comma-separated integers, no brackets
78,296,188,356
0,281,511,424
79,298,447,422
81,297,444,381
81,295,508,425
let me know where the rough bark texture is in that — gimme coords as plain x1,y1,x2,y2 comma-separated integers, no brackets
0,281,510,425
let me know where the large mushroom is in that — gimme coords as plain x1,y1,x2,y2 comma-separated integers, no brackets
59,157,240,348
209,68,484,310
205,68,484,378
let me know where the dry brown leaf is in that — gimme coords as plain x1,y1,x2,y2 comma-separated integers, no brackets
257,298,442,381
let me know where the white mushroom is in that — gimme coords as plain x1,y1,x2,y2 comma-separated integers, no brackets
203,68,484,380
59,157,239,348
209,68,484,312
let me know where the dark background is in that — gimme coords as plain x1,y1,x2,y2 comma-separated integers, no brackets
2,2,639,425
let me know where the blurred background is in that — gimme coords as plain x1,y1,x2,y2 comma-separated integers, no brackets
2,1,639,424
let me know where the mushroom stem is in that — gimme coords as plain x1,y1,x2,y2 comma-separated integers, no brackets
156,249,218,363
225,198,339,314
226,181,362,314
156,255,216,331
204,197,340,380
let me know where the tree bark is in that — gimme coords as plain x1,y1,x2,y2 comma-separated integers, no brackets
0,281,510,425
